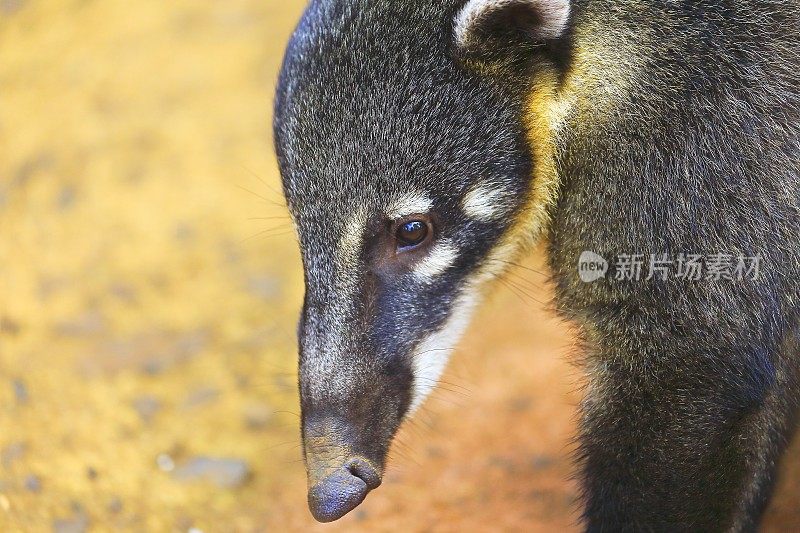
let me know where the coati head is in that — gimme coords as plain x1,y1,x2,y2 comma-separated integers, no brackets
274,0,572,522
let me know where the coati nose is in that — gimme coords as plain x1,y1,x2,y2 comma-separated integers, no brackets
307,457,382,522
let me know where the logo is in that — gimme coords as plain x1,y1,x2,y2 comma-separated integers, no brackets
578,251,608,283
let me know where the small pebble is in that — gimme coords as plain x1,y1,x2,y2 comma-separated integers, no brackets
132,395,162,423
55,311,105,337
0,0,24,16
0,316,20,335
172,457,250,489
53,503,90,532
156,453,175,472
488,455,515,472
531,455,556,470
181,387,219,409
246,275,280,300
235,374,250,389
24,475,41,493
52,516,88,533
243,403,273,430
13,380,29,404
142,359,165,376
173,223,196,243
1,442,26,468
508,396,532,412
109,283,137,303
426,446,445,459
57,185,76,209
107,497,123,514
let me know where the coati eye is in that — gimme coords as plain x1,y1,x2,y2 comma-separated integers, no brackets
395,220,430,250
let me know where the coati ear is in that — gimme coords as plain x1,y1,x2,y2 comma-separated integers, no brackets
453,0,571,61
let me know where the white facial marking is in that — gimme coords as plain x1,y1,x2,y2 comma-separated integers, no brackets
303,206,367,400
413,240,458,279
387,191,432,219
462,184,510,221
454,0,571,48
337,211,365,269
409,289,478,414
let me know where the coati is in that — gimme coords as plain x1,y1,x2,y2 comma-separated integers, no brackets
272,0,800,530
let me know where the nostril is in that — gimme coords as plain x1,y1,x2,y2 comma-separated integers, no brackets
307,467,367,523
345,457,382,490
306,457,382,523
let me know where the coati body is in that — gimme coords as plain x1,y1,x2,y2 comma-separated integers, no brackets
273,0,800,530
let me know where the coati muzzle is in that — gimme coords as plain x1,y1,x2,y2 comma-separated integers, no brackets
307,460,381,523
298,294,414,522
301,403,398,521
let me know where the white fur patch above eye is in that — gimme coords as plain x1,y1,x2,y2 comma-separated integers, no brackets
414,240,459,279
454,0,571,48
462,184,510,221
387,191,433,219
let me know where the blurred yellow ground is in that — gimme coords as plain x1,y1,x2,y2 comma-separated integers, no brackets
1,1,799,532
1,1,308,530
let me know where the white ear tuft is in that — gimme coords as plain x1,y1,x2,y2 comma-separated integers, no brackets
454,0,570,50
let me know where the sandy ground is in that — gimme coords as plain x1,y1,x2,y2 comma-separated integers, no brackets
0,1,798,531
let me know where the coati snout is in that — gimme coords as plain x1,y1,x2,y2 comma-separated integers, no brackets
274,0,800,528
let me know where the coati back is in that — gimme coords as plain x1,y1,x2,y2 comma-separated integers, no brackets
273,0,800,529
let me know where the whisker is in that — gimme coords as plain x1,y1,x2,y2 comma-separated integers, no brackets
488,257,549,278
390,436,420,464
498,277,534,307
240,164,286,202
500,277,546,307
421,394,467,408
436,378,473,394
264,440,301,452
504,268,544,292
235,183,284,208
412,346,457,357
240,227,294,243
411,378,470,398
273,410,301,419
